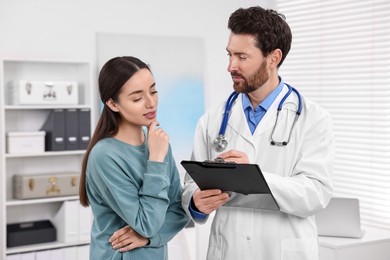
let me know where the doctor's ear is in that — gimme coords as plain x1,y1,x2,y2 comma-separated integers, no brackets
106,99,119,112
269,49,282,69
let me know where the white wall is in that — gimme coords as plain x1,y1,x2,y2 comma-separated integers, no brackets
0,0,275,118
0,1,275,259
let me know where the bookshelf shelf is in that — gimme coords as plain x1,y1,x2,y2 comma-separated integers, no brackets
6,196,80,206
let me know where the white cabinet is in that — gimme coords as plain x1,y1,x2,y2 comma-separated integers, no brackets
0,60,93,260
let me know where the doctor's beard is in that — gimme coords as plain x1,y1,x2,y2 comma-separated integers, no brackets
232,59,268,94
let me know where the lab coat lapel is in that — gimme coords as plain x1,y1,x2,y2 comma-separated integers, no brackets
253,85,290,137
227,96,254,143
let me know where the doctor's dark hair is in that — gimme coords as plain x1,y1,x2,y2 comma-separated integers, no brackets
79,56,151,207
228,6,292,67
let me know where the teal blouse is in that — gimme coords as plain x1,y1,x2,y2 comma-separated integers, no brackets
86,137,189,260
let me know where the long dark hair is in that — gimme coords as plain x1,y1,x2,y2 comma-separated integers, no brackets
228,6,292,67
79,56,151,206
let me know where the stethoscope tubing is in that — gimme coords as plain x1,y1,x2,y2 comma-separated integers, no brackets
216,83,302,150
218,91,240,136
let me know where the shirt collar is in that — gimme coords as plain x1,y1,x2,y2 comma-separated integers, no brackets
242,78,285,111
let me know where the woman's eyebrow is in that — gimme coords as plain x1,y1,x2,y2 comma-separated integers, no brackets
128,83,156,96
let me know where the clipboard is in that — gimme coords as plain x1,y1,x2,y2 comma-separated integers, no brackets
181,160,279,210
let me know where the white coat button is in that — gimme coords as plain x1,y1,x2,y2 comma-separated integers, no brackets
247,236,251,240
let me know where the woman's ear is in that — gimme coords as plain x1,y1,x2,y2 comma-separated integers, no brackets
106,99,119,112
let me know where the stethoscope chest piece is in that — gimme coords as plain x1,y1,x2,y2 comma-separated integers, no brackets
214,134,228,152
213,92,239,152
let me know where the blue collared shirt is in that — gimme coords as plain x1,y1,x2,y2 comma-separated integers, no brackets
242,80,284,134
189,79,285,220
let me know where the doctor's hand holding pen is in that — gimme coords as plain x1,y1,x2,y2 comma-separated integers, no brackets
192,149,248,215
217,149,249,164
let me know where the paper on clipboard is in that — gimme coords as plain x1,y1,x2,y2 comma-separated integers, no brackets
181,160,279,211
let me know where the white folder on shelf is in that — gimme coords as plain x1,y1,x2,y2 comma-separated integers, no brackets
52,200,79,242
78,203,92,241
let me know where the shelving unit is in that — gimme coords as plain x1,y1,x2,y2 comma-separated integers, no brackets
0,59,93,259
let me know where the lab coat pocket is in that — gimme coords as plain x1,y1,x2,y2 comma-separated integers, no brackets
206,234,223,260
281,237,319,260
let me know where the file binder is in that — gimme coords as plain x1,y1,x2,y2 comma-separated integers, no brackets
52,200,79,242
78,203,92,241
52,200,92,243
40,109,65,151
78,108,91,150
181,160,279,211
65,109,79,150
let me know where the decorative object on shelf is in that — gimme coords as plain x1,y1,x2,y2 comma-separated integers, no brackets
7,220,56,247
13,172,80,199
6,131,46,154
10,80,79,105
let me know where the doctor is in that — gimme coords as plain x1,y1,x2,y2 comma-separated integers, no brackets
182,6,335,260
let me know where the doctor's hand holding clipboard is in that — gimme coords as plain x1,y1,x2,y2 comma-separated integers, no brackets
190,150,249,214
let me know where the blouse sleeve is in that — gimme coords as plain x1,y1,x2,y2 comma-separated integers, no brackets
147,151,190,247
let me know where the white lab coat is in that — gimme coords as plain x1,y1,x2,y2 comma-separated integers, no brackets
182,84,335,260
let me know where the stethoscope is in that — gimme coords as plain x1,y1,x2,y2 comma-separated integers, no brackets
214,83,302,152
